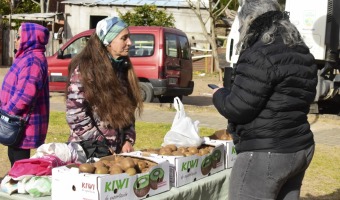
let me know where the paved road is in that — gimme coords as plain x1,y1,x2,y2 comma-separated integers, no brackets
50,95,340,147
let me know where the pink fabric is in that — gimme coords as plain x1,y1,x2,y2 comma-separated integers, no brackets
8,155,66,178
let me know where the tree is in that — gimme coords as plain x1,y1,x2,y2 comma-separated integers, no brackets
0,0,40,29
186,0,236,80
28,0,48,13
118,4,175,27
0,0,11,15
0,0,40,15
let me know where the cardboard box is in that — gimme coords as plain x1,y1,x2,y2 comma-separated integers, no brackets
204,139,237,169
137,143,225,188
204,129,237,169
52,155,170,200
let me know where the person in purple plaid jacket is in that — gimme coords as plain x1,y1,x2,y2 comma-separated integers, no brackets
0,23,50,166
66,16,143,155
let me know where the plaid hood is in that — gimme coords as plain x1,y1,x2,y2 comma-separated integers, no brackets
15,23,49,58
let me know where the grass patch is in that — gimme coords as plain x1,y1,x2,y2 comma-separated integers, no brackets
45,111,70,143
134,122,215,150
301,144,340,199
43,112,216,149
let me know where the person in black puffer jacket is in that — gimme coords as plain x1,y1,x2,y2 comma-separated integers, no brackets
212,0,317,199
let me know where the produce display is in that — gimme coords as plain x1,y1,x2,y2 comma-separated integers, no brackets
77,156,157,175
141,144,216,157
208,130,233,140
219,134,233,140
3,127,235,199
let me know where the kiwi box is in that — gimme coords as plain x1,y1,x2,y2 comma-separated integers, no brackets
140,143,225,188
51,155,170,200
205,129,237,169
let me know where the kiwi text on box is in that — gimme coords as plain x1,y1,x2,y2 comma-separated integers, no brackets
52,155,170,200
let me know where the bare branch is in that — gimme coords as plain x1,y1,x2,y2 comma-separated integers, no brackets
30,0,40,5
215,6,228,17
225,8,237,19
200,0,209,9
211,0,219,11
185,0,233,78
208,0,235,19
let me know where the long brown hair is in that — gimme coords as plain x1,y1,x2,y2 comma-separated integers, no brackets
67,33,143,129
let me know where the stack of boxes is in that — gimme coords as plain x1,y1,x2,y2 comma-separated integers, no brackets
52,156,170,200
51,129,237,199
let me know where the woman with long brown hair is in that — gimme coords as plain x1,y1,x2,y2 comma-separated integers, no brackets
66,16,143,155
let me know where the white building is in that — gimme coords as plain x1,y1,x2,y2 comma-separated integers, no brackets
62,0,211,48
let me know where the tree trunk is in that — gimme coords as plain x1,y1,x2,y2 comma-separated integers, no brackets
209,13,222,81
186,0,229,81
46,0,50,12
40,0,45,13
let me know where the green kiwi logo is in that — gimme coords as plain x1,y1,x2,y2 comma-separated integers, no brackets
201,155,212,175
149,168,165,190
232,146,237,154
133,174,151,197
211,150,222,168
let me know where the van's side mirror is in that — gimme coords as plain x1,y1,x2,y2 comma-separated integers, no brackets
57,49,64,59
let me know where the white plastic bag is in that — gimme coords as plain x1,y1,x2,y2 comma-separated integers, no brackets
31,143,71,162
25,176,52,197
31,142,86,164
162,97,203,147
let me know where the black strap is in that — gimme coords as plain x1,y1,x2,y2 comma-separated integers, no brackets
87,108,129,154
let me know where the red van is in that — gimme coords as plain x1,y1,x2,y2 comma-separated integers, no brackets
47,26,194,102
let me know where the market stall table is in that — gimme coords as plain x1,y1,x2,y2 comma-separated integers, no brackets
0,168,231,200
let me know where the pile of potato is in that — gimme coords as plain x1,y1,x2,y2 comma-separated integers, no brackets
217,134,232,140
210,130,233,140
142,144,215,157
78,156,156,175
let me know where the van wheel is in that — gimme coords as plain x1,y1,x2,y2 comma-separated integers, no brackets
159,95,182,103
140,82,154,102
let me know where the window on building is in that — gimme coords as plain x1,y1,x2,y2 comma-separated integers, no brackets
90,16,108,29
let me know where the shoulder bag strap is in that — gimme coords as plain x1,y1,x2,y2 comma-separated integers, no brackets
87,110,115,154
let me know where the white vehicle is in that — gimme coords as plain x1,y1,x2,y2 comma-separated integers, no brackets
225,0,340,114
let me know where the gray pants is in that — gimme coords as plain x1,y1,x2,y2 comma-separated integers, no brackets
228,145,315,200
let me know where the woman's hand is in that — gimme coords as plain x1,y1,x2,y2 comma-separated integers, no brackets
121,140,134,153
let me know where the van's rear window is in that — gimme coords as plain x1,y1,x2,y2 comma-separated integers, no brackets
165,33,178,57
129,34,155,57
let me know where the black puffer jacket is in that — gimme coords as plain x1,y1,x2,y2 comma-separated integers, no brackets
213,37,317,153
